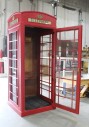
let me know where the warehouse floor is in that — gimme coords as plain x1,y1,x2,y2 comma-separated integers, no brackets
0,77,89,127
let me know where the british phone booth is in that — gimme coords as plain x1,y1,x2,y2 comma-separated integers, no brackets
8,11,82,116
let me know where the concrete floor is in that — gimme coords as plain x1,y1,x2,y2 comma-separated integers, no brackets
81,97,89,104
0,77,89,127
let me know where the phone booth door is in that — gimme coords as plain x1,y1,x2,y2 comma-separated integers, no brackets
55,26,82,114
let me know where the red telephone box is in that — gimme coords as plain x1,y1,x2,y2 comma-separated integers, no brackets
8,11,82,116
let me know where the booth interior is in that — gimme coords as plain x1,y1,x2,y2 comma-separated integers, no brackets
25,27,53,110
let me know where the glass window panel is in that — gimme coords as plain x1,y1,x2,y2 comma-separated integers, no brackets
13,95,17,103
9,41,17,50
12,77,17,86
11,60,17,68
9,51,17,58
41,89,50,98
12,85,17,94
11,32,17,41
12,69,17,76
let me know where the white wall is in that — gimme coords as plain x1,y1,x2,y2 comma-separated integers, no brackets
0,0,5,50
20,0,31,11
82,11,89,47
0,0,89,50
38,0,53,15
57,6,79,28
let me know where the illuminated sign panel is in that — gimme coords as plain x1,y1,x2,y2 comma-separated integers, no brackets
28,18,52,25
9,18,18,27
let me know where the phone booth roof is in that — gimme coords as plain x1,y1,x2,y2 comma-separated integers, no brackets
8,11,56,29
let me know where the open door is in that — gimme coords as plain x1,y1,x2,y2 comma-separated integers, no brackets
55,26,82,114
